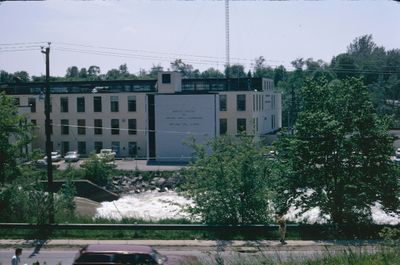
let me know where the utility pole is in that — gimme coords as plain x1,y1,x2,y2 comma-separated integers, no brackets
41,43,54,224
225,0,231,89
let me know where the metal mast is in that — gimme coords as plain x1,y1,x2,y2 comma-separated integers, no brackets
225,0,230,70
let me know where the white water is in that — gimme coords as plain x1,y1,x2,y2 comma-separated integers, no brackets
95,190,195,221
95,191,400,224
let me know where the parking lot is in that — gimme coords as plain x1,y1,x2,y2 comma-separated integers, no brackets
56,159,185,171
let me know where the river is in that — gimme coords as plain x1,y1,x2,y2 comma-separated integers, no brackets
95,190,400,225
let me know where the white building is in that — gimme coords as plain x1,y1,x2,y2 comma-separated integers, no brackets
1,72,281,162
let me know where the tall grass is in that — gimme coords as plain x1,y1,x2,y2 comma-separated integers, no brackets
193,248,400,265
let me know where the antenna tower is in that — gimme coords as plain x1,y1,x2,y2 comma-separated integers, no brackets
225,0,230,69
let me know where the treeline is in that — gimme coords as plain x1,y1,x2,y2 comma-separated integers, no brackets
1,35,400,125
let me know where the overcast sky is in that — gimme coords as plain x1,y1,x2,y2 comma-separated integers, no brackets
0,0,399,77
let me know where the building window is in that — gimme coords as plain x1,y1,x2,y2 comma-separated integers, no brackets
112,142,120,157
111,119,119,135
271,95,276,109
128,119,137,135
60,97,69,112
28,98,36,112
77,119,86,135
128,96,136,112
94,141,103,153
110,96,119,112
271,114,276,129
219,95,227,111
77,97,85,112
93,96,102,112
220,119,227,135
128,142,137,157
237,94,246,111
94,119,102,135
237,118,246,133
61,141,69,156
61,119,69,135
78,141,86,155
162,73,171,84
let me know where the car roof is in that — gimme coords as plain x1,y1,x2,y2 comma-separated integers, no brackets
83,244,154,254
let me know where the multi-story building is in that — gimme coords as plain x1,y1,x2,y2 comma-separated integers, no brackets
1,72,281,162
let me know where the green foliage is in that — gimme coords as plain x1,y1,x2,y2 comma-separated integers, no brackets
276,77,399,224
225,64,246,78
82,154,112,186
55,177,77,222
0,175,76,224
0,92,33,183
183,136,277,224
193,249,400,265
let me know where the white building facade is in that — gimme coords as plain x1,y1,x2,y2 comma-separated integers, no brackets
2,72,281,162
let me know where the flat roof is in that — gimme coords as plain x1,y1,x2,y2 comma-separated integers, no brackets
84,244,154,254
0,77,264,95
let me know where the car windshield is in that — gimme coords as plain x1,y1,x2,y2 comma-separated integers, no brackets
66,152,76,155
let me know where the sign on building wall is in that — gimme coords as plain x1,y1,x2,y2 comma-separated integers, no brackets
154,94,218,162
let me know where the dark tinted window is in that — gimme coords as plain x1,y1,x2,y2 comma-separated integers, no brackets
237,94,246,111
162,74,171,84
76,253,113,262
94,119,102,135
77,97,85,112
94,96,102,112
61,97,69,112
220,119,227,135
128,96,136,112
219,95,227,111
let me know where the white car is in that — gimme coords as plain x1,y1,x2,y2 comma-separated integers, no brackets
44,151,62,162
96,149,116,162
64,151,80,162
395,148,400,158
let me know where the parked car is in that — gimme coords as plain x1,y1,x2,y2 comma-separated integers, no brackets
65,151,80,162
73,244,167,265
395,148,400,158
96,149,116,162
32,159,59,169
43,151,62,162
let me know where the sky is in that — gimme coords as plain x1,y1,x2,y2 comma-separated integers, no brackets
0,0,399,77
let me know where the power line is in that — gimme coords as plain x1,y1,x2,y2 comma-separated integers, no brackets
0,41,48,46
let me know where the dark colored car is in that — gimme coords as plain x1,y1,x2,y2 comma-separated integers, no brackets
73,244,167,265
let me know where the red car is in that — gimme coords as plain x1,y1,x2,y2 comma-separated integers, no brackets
73,244,167,265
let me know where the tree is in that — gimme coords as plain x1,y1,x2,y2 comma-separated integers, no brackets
82,155,112,186
13,71,30,82
182,136,277,224
170,59,198,78
0,92,32,183
148,64,163,78
252,56,274,78
79,68,88,79
201,67,224,78
273,65,287,86
105,69,121,80
275,77,399,224
66,66,79,79
88,65,101,80
224,64,246,78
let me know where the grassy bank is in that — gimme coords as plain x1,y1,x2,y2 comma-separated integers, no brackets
195,248,400,265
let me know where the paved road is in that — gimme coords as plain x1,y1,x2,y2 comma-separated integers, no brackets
0,240,383,265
